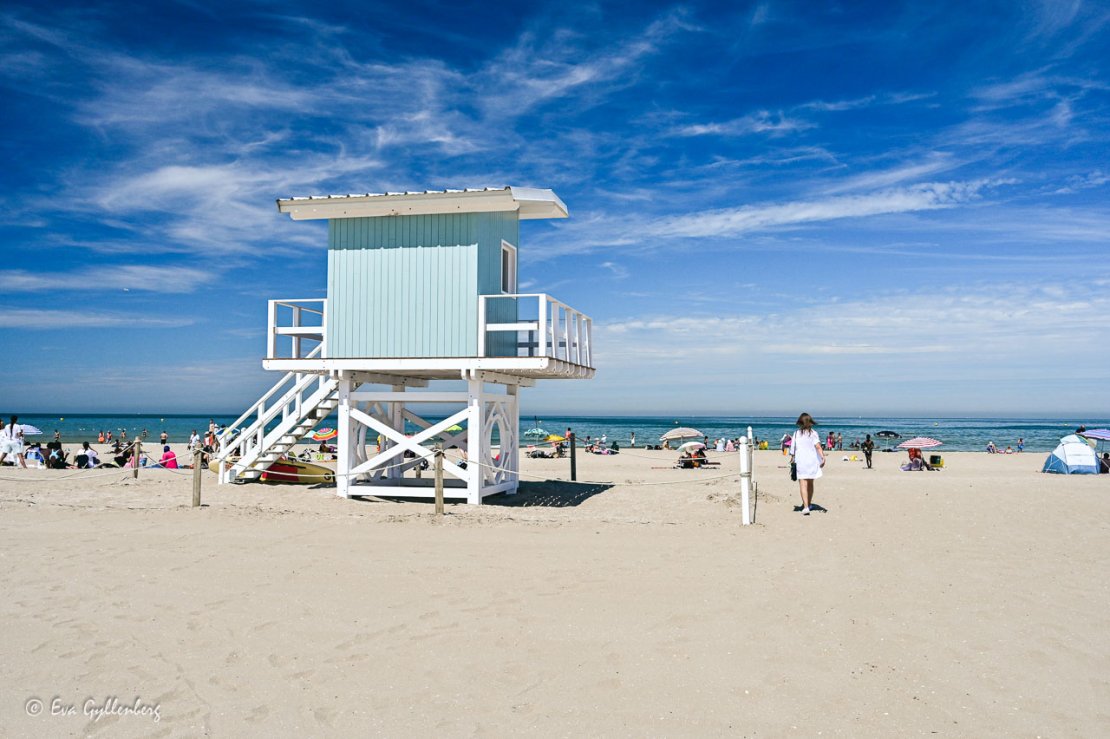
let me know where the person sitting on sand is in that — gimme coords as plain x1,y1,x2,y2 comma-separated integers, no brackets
47,446,67,469
77,441,99,468
1101,453,1110,474
986,441,997,454
902,448,934,471
25,443,46,468
160,445,178,469
1004,445,1014,454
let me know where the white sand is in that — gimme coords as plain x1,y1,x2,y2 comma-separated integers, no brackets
1,449,1107,736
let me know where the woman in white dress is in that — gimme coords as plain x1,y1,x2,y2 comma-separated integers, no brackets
791,412,825,515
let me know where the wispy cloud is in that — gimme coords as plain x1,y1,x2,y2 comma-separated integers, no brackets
0,265,212,293
672,111,814,137
0,307,194,329
536,178,1014,256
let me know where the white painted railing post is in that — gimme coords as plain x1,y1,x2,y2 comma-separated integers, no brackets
477,296,487,357
293,305,302,358
561,305,570,362
537,294,548,358
321,298,328,359
267,300,277,359
583,317,592,367
739,435,752,526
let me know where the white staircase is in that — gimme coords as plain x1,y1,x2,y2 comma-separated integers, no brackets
216,346,338,483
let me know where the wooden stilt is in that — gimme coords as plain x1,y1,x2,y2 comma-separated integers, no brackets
192,449,202,508
569,432,577,481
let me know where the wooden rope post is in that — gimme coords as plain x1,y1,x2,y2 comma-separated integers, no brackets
569,432,577,482
434,445,444,517
192,449,203,508
133,440,141,479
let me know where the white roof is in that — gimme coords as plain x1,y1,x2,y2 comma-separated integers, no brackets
276,186,568,221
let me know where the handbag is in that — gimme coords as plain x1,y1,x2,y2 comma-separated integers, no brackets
789,460,797,481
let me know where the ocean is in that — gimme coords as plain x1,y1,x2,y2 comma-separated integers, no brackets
6,413,1107,453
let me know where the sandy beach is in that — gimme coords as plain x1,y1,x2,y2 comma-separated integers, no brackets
2,448,1107,736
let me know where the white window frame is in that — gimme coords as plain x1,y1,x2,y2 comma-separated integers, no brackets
500,240,517,294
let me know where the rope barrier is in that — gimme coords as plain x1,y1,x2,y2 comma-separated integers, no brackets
1,442,755,493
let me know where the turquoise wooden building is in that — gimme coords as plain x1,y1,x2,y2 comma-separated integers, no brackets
216,187,594,504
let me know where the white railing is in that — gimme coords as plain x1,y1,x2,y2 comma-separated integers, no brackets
268,298,326,360
478,293,593,367
216,344,337,482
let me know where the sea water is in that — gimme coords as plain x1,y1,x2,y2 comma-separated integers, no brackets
8,413,1107,453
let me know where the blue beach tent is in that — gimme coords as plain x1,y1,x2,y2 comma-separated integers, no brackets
1041,435,1099,474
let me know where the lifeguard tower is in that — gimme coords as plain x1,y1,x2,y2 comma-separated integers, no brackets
216,187,594,504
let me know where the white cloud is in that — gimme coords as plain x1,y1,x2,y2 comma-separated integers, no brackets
1051,170,1110,194
672,111,814,137
600,261,629,279
663,179,1002,240
0,265,212,293
0,308,193,329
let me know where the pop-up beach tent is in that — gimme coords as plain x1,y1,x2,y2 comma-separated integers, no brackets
1041,434,1099,474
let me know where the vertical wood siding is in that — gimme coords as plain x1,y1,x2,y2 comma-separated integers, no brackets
327,211,519,358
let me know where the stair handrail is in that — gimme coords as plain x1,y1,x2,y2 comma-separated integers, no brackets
218,369,330,462
218,344,323,445
224,377,337,480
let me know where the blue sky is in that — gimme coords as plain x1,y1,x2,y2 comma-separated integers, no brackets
2,1,1108,416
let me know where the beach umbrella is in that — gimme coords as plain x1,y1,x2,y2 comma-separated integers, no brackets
447,424,463,433
17,424,43,436
677,441,706,453
523,416,547,438
544,434,566,442
897,437,942,449
876,430,900,439
311,428,338,441
661,427,704,441
1078,429,1110,441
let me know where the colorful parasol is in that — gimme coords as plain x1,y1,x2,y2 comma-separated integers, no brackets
896,437,942,449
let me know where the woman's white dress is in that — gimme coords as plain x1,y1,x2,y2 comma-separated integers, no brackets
793,429,823,480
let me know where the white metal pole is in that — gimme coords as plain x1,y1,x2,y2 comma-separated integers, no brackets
266,300,277,359
739,435,752,526
537,294,548,357
477,296,487,357
336,376,352,498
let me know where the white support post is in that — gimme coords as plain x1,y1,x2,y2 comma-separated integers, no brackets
467,374,484,505
577,310,586,366
583,317,592,367
477,296,487,357
739,435,752,526
389,385,404,481
337,376,353,498
267,300,277,359
507,385,520,491
293,305,302,359
537,294,548,358
561,306,570,362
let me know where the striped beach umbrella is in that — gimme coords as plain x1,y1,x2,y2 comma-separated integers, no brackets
311,428,338,441
897,437,942,449
661,427,704,441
